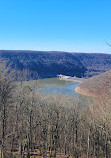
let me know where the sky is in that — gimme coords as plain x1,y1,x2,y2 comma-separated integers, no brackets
0,0,111,53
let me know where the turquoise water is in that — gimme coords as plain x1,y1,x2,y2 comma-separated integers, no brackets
35,78,78,96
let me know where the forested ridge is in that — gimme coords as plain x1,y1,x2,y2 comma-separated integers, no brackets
0,50,111,80
0,50,86,79
73,53,111,77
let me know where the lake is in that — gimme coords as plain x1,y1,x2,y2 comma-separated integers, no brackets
35,77,79,96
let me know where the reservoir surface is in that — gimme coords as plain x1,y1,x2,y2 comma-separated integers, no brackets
35,77,78,96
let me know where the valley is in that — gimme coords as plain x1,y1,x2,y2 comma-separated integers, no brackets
0,50,111,157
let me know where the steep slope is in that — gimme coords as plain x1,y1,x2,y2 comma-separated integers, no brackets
0,50,87,80
73,53,111,77
76,69,111,97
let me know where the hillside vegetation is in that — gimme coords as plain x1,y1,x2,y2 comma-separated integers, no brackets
0,50,86,80
1,65,111,157
76,69,111,97
0,50,111,80
73,53,111,77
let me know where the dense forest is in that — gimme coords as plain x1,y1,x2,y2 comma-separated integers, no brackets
0,64,111,158
0,51,87,80
73,53,111,77
0,50,111,80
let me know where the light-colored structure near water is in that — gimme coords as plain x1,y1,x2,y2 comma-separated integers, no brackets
57,74,85,83
58,74,70,79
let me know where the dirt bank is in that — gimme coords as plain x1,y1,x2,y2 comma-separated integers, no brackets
75,87,95,97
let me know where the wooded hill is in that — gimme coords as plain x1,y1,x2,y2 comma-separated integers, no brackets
73,53,111,77
77,69,111,97
0,50,111,80
0,50,86,80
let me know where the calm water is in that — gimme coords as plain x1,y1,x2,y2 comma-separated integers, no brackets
35,77,78,96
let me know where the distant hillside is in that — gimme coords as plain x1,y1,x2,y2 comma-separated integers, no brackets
0,50,87,80
76,69,111,97
73,53,111,77
0,50,111,80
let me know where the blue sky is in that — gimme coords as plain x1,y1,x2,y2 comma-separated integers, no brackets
0,0,111,53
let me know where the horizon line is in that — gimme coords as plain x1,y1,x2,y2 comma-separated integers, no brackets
0,49,110,55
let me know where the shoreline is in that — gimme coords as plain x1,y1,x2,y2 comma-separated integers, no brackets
75,87,94,96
